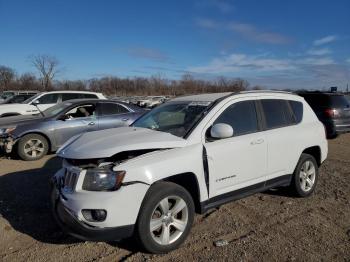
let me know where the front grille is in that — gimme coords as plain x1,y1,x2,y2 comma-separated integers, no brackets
63,168,79,192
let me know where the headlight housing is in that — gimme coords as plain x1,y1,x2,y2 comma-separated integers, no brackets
82,167,125,191
0,126,16,135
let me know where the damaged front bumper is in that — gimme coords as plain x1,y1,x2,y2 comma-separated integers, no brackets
50,177,135,241
0,135,16,153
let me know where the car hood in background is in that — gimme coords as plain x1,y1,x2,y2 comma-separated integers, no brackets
57,126,187,159
0,114,44,127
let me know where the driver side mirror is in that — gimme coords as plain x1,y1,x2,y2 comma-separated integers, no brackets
32,100,40,105
210,123,234,139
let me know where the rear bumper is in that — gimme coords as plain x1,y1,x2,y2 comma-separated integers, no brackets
322,119,350,136
50,179,135,242
334,124,350,133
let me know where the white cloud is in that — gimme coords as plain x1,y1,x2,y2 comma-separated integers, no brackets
347,58,350,63
189,53,336,74
228,22,292,44
195,19,292,45
189,53,295,74
195,0,233,13
306,48,331,56
195,18,219,29
313,35,337,46
125,47,169,62
298,57,335,66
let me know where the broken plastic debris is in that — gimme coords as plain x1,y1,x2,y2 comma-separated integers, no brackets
214,239,229,247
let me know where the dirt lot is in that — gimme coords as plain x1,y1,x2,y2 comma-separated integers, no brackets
0,134,349,262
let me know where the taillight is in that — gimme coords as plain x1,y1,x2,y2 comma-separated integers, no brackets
324,108,339,118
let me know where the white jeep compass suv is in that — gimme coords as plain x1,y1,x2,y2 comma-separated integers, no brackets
51,91,328,253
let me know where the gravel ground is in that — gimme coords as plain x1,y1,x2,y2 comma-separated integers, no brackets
0,134,349,261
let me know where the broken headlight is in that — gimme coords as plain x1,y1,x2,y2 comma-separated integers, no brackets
0,126,16,135
82,168,125,191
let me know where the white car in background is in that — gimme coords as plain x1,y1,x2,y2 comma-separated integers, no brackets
0,91,106,117
51,91,328,253
145,96,167,108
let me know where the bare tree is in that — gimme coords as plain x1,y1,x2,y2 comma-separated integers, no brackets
30,55,59,90
19,73,39,90
0,66,15,91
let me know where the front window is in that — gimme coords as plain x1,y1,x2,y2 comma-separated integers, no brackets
42,102,73,117
22,93,42,104
213,101,258,136
133,101,211,137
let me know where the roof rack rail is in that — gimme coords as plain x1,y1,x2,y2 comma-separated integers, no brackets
238,90,294,95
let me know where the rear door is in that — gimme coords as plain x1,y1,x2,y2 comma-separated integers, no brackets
258,98,297,182
98,102,133,129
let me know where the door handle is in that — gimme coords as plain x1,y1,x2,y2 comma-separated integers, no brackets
122,118,129,121
250,138,264,145
88,122,95,126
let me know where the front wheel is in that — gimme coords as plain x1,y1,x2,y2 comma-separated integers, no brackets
136,182,195,254
290,153,319,197
17,134,49,161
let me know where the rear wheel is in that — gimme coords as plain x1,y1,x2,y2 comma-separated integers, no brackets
136,182,194,254
290,153,318,197
17,134,49,161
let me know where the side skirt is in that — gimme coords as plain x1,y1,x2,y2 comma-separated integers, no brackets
200,174,292,214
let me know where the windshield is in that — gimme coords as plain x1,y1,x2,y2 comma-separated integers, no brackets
41,102,73,117
133,101,211,137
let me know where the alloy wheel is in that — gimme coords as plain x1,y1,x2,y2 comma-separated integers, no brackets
23,139,45,158
149,196,189,246
299,160,316,192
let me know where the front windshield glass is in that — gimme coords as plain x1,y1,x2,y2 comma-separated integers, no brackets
22,93,41,104
41,102,72,117
133,101,211,137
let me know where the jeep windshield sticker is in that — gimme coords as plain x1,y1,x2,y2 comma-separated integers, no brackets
189,101,211,106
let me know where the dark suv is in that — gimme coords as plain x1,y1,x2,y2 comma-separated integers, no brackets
298,92,350,138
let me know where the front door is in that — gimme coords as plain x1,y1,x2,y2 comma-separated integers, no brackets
54,103,98,147
204,99,267,198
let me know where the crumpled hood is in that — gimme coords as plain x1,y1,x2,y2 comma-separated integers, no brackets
57,126,187,159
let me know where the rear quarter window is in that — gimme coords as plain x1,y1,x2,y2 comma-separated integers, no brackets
289,100,303,123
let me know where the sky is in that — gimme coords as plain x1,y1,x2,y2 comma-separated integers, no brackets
0,0,349,90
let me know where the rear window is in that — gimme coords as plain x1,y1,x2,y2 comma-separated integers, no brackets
289,100,303,123
81,94,98,99
100,103,129,115
300,94,349,108
261,99,293,129
329,95,349,108
62,93,81,101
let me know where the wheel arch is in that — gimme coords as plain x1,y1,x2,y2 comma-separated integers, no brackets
0,112,21,117
302,146,321,166
153,172,202,214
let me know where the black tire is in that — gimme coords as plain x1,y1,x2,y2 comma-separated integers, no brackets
136,182,195,254
290,153,319,197
17,134,49,161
